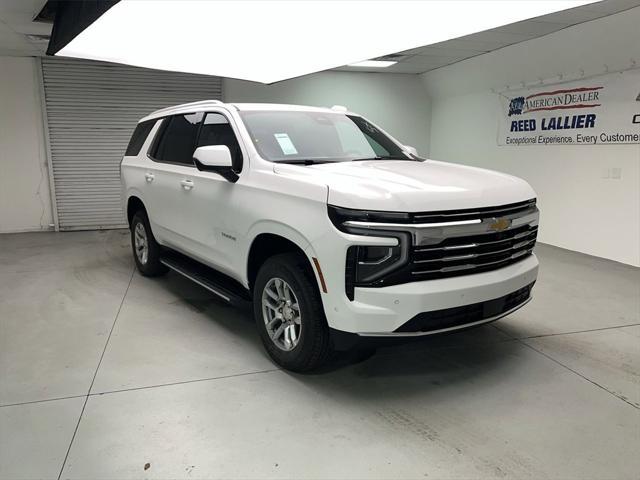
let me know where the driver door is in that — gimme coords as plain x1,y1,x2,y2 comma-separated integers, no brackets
178,111,246,277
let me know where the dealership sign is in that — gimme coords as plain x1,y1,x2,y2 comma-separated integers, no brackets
498,68,639,146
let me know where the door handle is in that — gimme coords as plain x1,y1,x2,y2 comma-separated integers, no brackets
180,179,194,190
145,172,154,182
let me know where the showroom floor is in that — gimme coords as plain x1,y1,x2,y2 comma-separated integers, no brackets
0,230,638,480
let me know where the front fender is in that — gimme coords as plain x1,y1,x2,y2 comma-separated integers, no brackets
242,220,318,287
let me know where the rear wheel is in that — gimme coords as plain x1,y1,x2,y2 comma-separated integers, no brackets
130,210,168,277
254,253,332,372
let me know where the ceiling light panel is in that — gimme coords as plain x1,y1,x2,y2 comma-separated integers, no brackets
348,60,397,68
56,0,597,83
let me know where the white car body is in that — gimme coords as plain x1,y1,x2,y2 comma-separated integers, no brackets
121,100,539,345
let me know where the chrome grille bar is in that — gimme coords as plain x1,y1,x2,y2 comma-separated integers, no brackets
412,248,535,275
414,238,537,264
415,227,537,253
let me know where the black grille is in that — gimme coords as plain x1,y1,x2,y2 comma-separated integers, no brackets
410,199,536,223
333,199,538,291
409,223,538,281
329,199,536,225
395,282,534,333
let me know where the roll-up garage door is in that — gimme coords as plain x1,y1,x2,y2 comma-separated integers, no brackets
41,57,223,230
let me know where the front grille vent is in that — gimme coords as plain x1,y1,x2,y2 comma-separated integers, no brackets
410,223,538,281
333,199,538,292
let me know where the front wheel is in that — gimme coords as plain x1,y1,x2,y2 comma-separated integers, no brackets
253,253,332,372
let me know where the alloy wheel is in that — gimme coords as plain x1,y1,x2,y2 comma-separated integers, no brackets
134,222,149,265
261,277,302,351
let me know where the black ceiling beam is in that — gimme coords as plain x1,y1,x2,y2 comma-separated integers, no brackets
46,0,120,56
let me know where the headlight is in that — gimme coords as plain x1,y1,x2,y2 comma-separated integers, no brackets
329,205,410,300
348,242,408,284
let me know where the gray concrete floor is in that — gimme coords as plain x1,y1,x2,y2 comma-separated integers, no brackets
0,230,638,480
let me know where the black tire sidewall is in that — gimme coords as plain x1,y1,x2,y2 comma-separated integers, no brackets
130,211,167,276
253,253,331,372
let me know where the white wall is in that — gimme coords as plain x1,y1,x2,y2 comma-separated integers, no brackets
422,9,640,267
0,56,54,233
224,72,431,155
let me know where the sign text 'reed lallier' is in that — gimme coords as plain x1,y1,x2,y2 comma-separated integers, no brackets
510,114,596,132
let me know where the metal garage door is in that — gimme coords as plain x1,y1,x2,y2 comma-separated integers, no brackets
40,57,223,230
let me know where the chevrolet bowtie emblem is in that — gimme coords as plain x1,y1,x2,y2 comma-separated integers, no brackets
489,217,511,232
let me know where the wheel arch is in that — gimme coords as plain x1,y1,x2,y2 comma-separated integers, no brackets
126,195,146,226
247,232,320,293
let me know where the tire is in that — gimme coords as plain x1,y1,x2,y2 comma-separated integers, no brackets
130,210,168,277
253,253,332,372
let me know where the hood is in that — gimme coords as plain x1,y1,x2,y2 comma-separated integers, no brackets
273,159,536,212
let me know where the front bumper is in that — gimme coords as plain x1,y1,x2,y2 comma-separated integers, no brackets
324,254,538,336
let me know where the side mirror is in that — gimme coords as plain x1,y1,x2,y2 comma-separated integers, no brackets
193,145,238,183
404,145,418,157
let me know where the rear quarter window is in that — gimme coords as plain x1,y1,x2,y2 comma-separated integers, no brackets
125,120,155,156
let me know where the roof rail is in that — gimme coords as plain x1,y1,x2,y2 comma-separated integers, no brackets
148,99,224,117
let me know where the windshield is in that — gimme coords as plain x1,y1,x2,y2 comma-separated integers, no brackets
238,110,412,163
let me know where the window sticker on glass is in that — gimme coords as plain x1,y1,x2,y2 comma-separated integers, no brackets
274,133,298,155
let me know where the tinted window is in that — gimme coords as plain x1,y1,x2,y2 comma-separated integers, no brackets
125,120,154,156
196,113,243,171
152,112,203,165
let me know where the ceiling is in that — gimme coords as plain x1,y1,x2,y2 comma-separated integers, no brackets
1,0,639,75
334,0,640,74
0,0,51,56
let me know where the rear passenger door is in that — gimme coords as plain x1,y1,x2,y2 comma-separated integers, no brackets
144,112,203,247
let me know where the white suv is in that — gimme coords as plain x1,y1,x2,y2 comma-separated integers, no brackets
121,100,539,371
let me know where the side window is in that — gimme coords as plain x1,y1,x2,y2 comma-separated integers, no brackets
125,120,154,156
348,116,397,158
334,117,377,157
363,136,389,157
152,112,203,165
197,113,243,171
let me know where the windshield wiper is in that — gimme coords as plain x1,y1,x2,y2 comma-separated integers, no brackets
277,155,421,165
275,159,336,165
352,155,408,161
354,154,427,162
